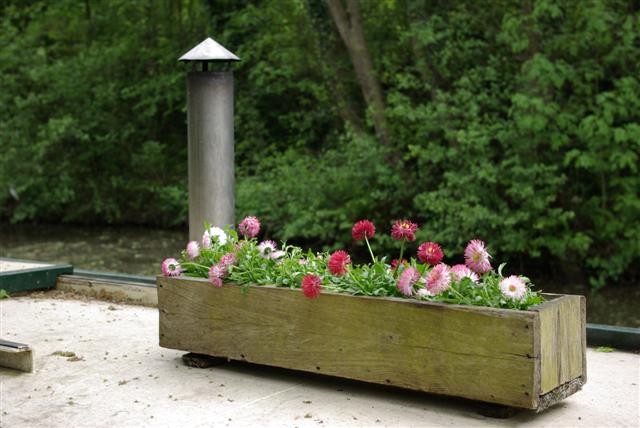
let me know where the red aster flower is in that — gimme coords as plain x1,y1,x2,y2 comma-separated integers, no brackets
390,259,408,270
417,242,444,265
328,250,351,276
352,220,376,241
390,219,418,242
301,274,322,299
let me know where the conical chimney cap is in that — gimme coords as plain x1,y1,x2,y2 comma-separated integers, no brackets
179,37,240,62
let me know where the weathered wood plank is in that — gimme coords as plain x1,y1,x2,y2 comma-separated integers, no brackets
158,277,540,408
536,294,586,394
0,340,34,372
536,376,586,412
56,275,158,306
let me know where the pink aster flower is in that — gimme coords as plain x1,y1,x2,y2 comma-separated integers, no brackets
352,220,376,241
218,253,236,274
390,219,418,242
186,241,200,260
201,233,211,249
301,274,322,299
238,216,261,239
499,275,527,300
208,264,225,287
397,266,420,296
464,239,492,274
257,240,278,258
417,242,444,265
451,264,480,284
328,250,351,276
425,263,452,295
161,258,182,277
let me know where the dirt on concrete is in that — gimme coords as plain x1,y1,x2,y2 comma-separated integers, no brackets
20,288,156,307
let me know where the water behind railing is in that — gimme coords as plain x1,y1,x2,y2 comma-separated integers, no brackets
1,223,186,276
1,222,638,327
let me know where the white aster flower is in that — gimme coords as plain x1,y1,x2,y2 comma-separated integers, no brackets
270,250,286,260
499,275,527,300
416,288,434,298
203,226,228,248
257,240,278,258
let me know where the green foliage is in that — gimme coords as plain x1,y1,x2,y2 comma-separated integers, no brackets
1,0,638,287
0,289,9,299
230,244,326,289
385,0,640,287
175,227,544,310
236,133,406,252
0,0,207,225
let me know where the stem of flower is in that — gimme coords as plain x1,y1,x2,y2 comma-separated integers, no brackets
364,236,375,263
322,284,341,293
398,240,405,266
347,269,366,294
449,286,472,305
436,297,460,304
481,285,491,304
181,262,211,270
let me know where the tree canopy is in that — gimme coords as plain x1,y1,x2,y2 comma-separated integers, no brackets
1,0,638,287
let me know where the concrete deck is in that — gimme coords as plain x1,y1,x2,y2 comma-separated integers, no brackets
1,296,638,427
0,260,51,273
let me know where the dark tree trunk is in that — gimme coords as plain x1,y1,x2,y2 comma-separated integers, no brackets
326,0,390,146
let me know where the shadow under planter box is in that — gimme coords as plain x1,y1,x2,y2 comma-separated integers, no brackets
0,258,73,293
157,276,586,412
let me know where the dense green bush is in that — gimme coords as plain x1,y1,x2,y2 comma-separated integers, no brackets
0,1,203,225
384,0,640,287
1,0,638,287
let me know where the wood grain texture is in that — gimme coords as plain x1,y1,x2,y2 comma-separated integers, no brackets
158,276,541,408
536,376,586,412
535,294,586,394
0,343,34,373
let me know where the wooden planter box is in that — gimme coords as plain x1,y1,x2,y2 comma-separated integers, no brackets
157,276,586,411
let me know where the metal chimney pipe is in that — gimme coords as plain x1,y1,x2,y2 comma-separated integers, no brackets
179,38,240,241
